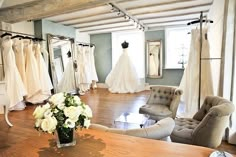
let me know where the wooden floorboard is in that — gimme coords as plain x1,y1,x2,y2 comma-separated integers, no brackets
0,88,235,156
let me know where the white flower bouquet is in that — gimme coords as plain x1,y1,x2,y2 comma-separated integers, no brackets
33,92,92,134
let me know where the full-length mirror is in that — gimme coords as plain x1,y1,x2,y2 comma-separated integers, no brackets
146,40,162,78
47,34,76,93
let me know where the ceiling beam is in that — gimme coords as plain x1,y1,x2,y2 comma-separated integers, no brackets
0,0,118,23
130,1,213,15
69,17,127,27
146,19,196,27
77,21,132,31
141,12,208,24
136,4,210,19
79,25,137,34
126,0,199,11
55,12,119,25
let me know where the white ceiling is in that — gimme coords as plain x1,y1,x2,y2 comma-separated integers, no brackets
1,0,214,34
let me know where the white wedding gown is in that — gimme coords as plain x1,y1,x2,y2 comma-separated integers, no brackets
105,48,141,93
57,57,76,93
179,29,214,116
1,37,26,110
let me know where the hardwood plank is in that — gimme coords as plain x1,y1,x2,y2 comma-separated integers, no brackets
0,88,235,156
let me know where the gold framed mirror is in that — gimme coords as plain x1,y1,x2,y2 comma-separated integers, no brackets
146,40,162,78
47,34,76,93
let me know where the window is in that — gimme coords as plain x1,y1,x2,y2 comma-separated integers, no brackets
112,30,145,78
165,27,191,69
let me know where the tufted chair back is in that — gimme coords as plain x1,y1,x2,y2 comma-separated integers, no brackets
171,96,235,148
192,96,235,148
140,85,182,121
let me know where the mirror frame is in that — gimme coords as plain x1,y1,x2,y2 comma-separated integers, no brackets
146,40,163,78
47,34,75,93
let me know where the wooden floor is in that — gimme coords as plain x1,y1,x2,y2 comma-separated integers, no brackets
0,88,235,156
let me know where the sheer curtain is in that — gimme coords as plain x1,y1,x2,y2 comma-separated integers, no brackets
112,30,145,80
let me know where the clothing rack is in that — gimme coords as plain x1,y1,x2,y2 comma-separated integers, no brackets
77,41,95,47
187,11,219,110
0,29,44,41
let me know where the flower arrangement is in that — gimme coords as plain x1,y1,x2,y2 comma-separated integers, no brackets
33,92,92,134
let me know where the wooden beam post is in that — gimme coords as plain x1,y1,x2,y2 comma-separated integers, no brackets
0,0,117,23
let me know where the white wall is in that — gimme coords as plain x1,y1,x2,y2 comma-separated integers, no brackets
207,0,225,95
76,30,90,43
11,21,35,35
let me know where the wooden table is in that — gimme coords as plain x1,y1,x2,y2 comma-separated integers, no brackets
1,129,234,157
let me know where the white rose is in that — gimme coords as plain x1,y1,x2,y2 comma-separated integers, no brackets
35,119,42,127
84,119,91,128
49,93,65,105
41,116,58,134
74,96,81,104
64,106,81,122
82,105,93,118
57,103,65,110
33,106,46,119
44,109,53,118
65,118,75,128
42,103,50,110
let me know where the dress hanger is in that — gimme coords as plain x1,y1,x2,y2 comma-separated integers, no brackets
0,32,12,38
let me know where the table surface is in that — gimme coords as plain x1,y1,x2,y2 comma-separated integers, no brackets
114,112,149,125
2,129,234,157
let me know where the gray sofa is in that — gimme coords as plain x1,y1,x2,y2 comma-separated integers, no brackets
89,117,175,141
139,85,183,121
170,96,235,148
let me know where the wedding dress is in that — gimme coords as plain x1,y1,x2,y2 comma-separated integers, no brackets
179,29,214,116
24,39,41,101
57,57,76,93
90,46,98,88
105,48,141,93
13,38,27,91
26,43,53,103
1,36,26,110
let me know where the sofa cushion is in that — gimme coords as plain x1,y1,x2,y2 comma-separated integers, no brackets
139,104,172,117
171,118,200,144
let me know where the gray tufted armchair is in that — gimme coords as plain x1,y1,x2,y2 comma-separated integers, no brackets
139,85,183,121
170,96,235,148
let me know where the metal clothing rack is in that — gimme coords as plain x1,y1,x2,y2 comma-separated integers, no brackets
0,29,44,41
76,41,95,47
187,12,220,110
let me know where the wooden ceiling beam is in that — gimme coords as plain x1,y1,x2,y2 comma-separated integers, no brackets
0,0,119,23
77,21,132,31
126,0,200,11
146,19,196,27
141,12,208,24
79,25,137,34
133,2,212,16
136,4,210,19
69,17,127,27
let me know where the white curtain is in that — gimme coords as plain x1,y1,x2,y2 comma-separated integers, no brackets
179,28,214,117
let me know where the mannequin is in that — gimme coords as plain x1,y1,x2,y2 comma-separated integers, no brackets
105,40,142,93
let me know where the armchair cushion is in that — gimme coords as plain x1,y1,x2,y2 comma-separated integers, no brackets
89,117,175,141
139,85,182,121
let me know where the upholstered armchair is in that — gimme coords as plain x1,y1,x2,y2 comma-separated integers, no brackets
89,117,175,141
170,96,235,148
139,85,183,121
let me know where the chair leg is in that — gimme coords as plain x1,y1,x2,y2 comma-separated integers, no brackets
3,105,13,127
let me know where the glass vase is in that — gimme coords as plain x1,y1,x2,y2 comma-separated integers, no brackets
56,127,76,148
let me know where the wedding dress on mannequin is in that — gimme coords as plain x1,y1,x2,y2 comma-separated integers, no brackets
1,36,26,110
105,41,141,93
179,28,213,117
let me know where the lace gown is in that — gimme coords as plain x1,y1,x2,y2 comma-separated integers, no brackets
1,37,26,110
105,48,141,93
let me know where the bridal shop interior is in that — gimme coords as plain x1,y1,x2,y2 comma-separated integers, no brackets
0,0,236,156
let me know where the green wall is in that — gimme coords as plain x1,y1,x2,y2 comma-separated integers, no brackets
145,30,184,86
90,33,112,83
